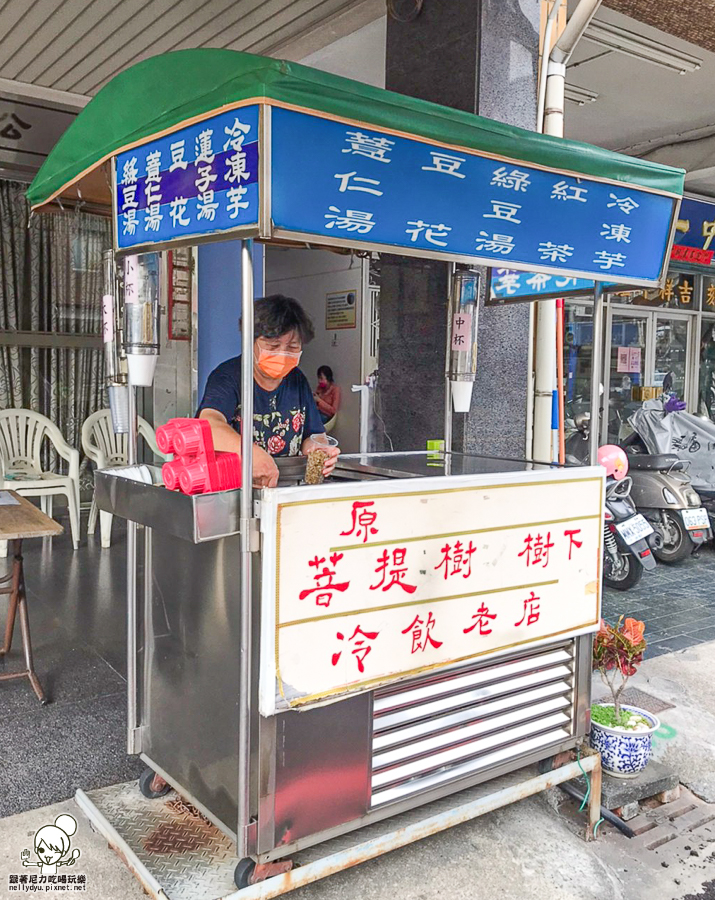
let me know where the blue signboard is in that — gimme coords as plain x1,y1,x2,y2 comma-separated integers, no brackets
489,268,597,303
671,196,715,266
114,105,260,250
270,107,675,284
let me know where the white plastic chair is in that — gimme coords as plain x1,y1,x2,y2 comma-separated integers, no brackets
0,409,81,556
82,409,166,549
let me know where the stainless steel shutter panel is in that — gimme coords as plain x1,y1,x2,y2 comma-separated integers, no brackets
370,642,576,809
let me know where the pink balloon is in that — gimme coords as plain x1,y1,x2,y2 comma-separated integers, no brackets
597,444,629,480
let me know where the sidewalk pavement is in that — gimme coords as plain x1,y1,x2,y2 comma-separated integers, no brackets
1,642,714,900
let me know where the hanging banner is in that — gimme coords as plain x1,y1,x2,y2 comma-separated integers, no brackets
259,469,603,714
114,105,260,251
270,107,676,285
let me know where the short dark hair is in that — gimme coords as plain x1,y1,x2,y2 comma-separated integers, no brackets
317,365,334,382
244,294,315,344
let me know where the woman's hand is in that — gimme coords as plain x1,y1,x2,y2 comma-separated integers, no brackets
252,444,279,488
302,436,340,477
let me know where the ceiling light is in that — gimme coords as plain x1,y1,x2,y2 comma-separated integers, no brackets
583,20,702,75
565,84,599,105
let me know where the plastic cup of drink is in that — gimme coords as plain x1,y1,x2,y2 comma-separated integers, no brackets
305,435,339,485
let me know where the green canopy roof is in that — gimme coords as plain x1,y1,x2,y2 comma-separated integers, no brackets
27,48,683,210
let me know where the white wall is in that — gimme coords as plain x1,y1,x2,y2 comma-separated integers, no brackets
265,247,365,452
301,16,386,87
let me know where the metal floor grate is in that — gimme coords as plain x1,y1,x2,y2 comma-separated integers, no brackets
79,762,573,898
81,782,237,899
592,687,675,714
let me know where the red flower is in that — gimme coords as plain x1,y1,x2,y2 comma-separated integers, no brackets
292,411,305,433
267,435,286,455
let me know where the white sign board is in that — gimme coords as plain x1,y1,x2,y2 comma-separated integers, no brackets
259,468,604,715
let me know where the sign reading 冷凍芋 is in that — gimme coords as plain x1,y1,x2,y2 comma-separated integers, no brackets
113,106,260,251
270,107,676,285
259,470,603,714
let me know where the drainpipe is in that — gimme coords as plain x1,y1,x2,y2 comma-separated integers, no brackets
531,0,603,464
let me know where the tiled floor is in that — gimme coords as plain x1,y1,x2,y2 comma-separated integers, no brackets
2,506,714,818
602,541,715,657
0,515,142,818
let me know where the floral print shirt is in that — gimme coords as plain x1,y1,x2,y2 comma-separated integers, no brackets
197,355,324,456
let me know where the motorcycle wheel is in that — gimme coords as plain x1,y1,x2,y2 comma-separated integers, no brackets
653,510,691,564
603,551,643,591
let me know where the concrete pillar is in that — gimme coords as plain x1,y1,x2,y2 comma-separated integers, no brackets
381,0,540,456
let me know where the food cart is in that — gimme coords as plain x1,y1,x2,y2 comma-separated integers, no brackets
28,49,682,897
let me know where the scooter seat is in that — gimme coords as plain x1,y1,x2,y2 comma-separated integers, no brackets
628,453,684,472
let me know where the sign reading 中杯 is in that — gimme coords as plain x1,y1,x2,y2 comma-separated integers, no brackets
259,469,603,714
114,106,259,250
270,107,676,284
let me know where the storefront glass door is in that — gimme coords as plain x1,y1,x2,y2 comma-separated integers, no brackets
602,309,692,442
605,312,648,442
654,315,690,398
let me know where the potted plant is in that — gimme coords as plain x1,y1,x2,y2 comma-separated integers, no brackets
590,616,660,778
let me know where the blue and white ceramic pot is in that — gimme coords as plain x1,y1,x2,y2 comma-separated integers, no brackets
589,704,660,778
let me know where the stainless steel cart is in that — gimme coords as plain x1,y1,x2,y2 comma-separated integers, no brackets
96,451,603,881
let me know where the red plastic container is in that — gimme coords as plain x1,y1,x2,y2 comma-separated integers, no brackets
157,418,241,495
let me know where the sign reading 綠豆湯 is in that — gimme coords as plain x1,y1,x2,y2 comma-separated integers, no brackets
113,104,676,285
258,469,603,714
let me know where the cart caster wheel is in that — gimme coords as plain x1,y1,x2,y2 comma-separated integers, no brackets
234,858,256,889
139,767,171,799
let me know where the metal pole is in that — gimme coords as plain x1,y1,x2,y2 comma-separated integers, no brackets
238,238,255,858
444,264,455,475
589,284,604,466
126,381,138,753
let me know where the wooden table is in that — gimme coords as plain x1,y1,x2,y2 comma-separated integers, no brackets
0,490,63,704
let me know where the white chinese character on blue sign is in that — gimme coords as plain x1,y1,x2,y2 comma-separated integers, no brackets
227,186,249,219
484,201,522,223
538,241,574,263
422,151,466,178
334,172,383,196
476,232,515,255
594,250,626,270
494,270,522,295
600,223,632,243
324,206,376,234
526,273,551,291
342,131,394,163
169,197,190,228
197,190,219,222
122,157,139,185
195,130,215,165
405,220,451,247
607,193,639,214
491,167,530,192
551,180,587,202
169,141,188,172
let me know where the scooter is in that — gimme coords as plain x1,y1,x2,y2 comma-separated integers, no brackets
565,422,658,590
603,474,657,591
622,438,710,563
567,412,709,563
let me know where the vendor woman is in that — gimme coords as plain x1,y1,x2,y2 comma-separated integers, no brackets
198,294,339,488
